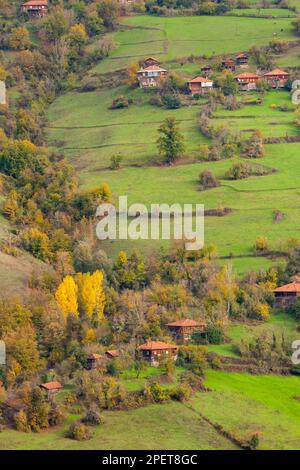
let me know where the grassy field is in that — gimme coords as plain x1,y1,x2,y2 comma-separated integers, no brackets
2,367,300,449
90,15,294,74
192,370,300,450
46,14,300,273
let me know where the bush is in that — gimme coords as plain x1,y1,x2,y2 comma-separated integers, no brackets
110,96,130,109
199,170,219,191
249,433,260,450
14,410,30,432
161,94,181,109
144,382,170,404
82,407,103,426
109,153,123,170
171,383,193,402
67,421,92,441
206,324,226,344
255,236,269,253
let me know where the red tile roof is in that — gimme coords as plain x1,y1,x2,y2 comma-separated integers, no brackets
40,381,62,391
139,65,167,73
188,76,213,84
264,68,289,77
166,319,206,327
3,399,26,411
274,283,300,293
87,353,103,360
105,349,119,357
22,1,48,6
235,73,259,80
138,340,177,351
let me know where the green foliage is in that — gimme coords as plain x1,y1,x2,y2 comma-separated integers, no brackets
157,117,185,164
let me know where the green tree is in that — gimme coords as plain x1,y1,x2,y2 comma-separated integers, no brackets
157,117,185,164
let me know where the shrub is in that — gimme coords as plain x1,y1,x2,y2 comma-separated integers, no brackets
110,96,130,109
161,94,181,109
199,170,219,191
144,382,170,403
48,402,65,427
249,433,260,450
206,324,226,344
109,153,123,170
67,421,92,441
171,383,193,402
14,410,30,432
82,407,103,426
255,236,269,253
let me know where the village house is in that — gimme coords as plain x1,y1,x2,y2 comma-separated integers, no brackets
87,353,103,370
137,65,167,88
0,81,6,105
137,340,177,366
144,57,159,67
201,65,212,76
166,319,207,343
235,72,260,91
105,349,120,359
273,282,300,307
21,0,48,18
222,59,236,72
235,53,248,68
40,381,63,400
263,68,289,88
188,76,213,95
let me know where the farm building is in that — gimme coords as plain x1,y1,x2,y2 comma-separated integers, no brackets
105,349,120,359
0,81,6,105
235,72,260,91
235,53,248,68
144,57,159,67
21,0,48,18
137,340,177,365
201,65,212,75
166,319,207,343
222,59,236,72
263,68,289,88
273,282,300,307
87,353,103,370
40,381,62,400
187,76,213,95
137,65,167,88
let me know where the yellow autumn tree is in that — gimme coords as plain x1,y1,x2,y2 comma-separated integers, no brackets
76,270,106,321
55,275,78,318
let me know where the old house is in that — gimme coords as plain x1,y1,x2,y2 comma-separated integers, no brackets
40,381,62,400
105,349,120,359
166,319,207,343
273,282,300,307
0,81,6,105
201,65,212,75
144,57,159,67
235,73,260,91
137,65,167,88
222,59,236,72
21,0,48,18
263,68,289,88
137,340,177,366
235,53,248,68
87,353,103,370
188,76,213,95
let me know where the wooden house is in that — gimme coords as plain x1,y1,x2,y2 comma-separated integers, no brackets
137,65,167,88
144,57,159,67
105,349,120,359
263,68,289,88
201,65,212,76
273,283,300,307
40,381,62,400
222,59,236,72
87,353,103,370
187,76,213,95
166,319,207,343
235,73,260,91
137,340,177,366
21,0,48,18
235,53,248,68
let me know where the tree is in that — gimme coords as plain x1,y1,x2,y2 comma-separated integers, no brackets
98,0,120,29
26,387,49,432
9,27,30,50
21,228,52,261
126,62,139,88
67,24,87,50
76,270,106,321
55,275,79,318
42,7,69,42
218,70,238,96
157,117,185,164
